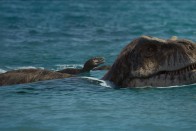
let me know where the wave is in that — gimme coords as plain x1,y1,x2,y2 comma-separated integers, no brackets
80,76,196,89
15,66,45,70
80,76,114,88
156,83,196,89
129,83,196,89
0,64,83,73
0,69,6,74
55,64,83,71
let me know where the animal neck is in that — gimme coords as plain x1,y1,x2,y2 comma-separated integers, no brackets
81,65,94,72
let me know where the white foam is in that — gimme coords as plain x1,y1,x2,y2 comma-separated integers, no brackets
0,69,6,74
80,77,196,89
129,83,196,89
55,64,83,70
80,76,113,88
5,66,45,70
156,83,196,89
16,66,45,70
0,66,45,74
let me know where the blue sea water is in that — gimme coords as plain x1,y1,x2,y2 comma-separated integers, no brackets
0,0,196,131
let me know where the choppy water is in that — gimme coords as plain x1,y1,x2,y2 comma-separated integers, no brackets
0,0,196,131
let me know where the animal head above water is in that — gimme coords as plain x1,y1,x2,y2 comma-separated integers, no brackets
83,57,105,71
103,36,196,88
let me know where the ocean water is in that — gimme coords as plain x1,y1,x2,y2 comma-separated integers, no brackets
0,0,196,131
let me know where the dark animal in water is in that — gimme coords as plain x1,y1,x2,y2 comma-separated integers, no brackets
58,57,105,74
0,57,104,86
103,36,196,87
93,65,111,70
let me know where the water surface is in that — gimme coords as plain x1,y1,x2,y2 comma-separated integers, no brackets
0,0,196,131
